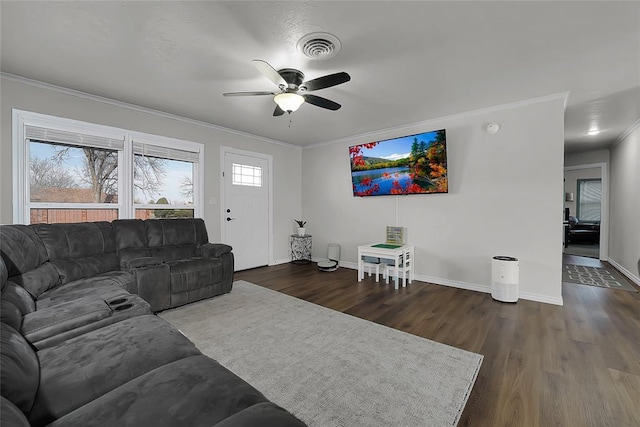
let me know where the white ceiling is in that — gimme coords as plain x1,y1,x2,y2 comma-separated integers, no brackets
1,1,639,152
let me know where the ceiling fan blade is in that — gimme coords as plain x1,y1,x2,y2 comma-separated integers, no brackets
223,91,277,97
302,72,351,92
273,105,285,116
252,59,287,88
303,94,341,111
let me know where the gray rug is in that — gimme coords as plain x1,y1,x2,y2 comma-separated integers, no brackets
160,281,483,426
563,264,637,292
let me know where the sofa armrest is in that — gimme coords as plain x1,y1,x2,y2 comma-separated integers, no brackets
128,263,171,312
122,257,163,269
197,243,232,258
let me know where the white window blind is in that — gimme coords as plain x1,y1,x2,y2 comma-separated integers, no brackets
132,142,199,163
578,179,602,222
25,125,124,150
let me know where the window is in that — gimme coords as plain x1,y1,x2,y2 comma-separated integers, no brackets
577,179,601,223
132,141,200,220
29,139,120,223
232,163,262,187
14,110,203,224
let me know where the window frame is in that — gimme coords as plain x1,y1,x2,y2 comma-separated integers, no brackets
13,109,204,224
130,131,203,215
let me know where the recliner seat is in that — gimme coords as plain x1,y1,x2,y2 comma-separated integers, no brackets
113,218,233,311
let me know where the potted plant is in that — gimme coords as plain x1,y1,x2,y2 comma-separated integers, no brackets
294,219,307,236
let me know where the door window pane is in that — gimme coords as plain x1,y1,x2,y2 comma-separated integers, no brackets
232,163,262,187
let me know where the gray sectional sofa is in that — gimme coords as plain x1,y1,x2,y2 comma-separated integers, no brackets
0,218,306,427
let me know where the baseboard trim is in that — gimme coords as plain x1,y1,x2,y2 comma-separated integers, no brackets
607,258,640,286
518,291,564,306
336,261,564,306
271,258,292,266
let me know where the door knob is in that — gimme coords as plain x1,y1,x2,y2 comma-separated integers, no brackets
226,217,236,221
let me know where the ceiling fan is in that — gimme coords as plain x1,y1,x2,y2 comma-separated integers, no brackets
223,59,350,116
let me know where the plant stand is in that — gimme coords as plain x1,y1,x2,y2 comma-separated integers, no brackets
291,234,312,264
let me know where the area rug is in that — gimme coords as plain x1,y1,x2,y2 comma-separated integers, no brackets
159,280,483,426
563,264,637,292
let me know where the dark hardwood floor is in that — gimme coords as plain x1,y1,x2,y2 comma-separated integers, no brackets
235,262,640,427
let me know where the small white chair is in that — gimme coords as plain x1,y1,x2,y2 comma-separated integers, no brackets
384,250,412,289
361,256,382,282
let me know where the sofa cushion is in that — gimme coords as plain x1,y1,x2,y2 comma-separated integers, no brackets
0,300,23,331
214,402,307,427
8,263,60,299
33,222,120,285
23,295,153,350
1,396,31,427
37,284,129,310
167,258,222,293
36,272,134,309
0,323,40,416
30,315,202,425
0,225,49,276
0,256,7,289
112,219,151,266
146,218,209,247
0,225,59,297
49,253,120,286
150,244,196,262
113,219,148,249
2,281,36,315
47,355,306,427
123,256,162,269
62,270,136,293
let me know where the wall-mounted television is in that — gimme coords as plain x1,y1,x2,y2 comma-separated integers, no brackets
349,129,448,197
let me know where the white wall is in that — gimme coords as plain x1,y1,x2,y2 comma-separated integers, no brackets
0,77,302,263
302,95,567,305
608,123,640,283
565,149,610,167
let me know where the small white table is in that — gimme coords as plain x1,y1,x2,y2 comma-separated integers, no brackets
357,243,415,289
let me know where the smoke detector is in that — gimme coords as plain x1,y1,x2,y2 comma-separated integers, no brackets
297,32,342,60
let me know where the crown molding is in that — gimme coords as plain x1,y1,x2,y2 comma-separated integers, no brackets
612,117,640,147
304,91,570,150
0,72,301,151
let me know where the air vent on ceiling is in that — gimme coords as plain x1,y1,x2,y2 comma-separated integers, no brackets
297,32,342,60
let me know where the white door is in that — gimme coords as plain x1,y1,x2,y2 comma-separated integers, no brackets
222,150,270,271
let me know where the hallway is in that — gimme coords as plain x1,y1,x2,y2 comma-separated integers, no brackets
563,254,638,292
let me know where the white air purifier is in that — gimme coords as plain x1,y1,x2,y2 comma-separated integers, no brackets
491,256,519,302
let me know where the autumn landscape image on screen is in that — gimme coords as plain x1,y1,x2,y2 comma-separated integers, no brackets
349,129,448,197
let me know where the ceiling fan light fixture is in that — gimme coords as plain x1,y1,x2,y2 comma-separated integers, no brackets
274,93,304,113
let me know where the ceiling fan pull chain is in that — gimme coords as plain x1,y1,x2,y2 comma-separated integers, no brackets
289,115,293,128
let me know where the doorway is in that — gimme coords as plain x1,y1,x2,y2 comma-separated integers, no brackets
563,162,608,261
220,147,273,271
